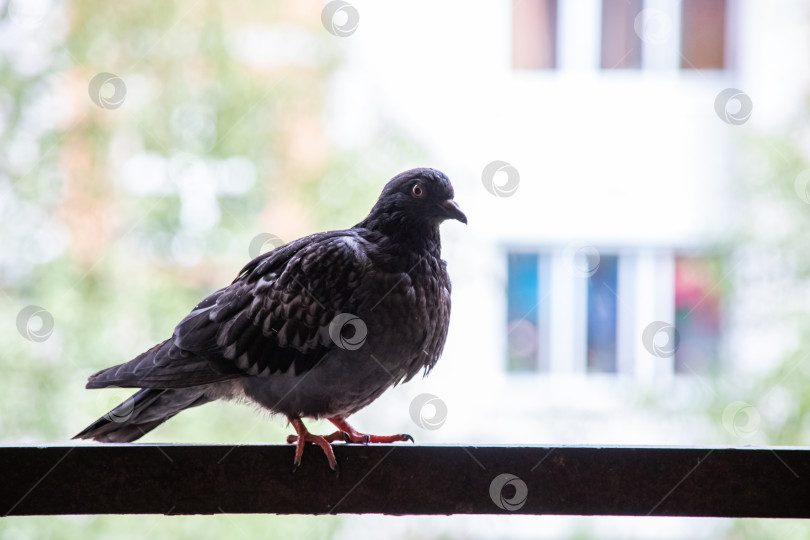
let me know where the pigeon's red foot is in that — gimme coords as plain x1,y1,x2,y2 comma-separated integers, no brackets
287,418,339,472
286,417,414,471
327,417,414,444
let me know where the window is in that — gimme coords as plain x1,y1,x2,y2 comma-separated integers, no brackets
511,0,729,71
512,0,558,70
674,256,723,374
506,253,551,371
600,0,642,69
680,0,727,69
505,249,722,376
587,255,619,372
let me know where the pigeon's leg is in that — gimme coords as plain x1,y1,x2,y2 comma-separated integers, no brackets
327,416,414,444
286,417,338,471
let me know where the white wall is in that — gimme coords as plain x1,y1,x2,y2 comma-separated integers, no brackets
326,2,810,536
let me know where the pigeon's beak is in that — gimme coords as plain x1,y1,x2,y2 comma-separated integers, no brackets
440,199,467,224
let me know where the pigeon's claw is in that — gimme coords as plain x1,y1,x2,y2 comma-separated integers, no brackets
366,433,414,443
328,417,415,444
287,431,346,444
289,418,338,471
286,417,415,472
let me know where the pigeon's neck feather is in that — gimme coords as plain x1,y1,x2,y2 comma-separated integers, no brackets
355,212,442,259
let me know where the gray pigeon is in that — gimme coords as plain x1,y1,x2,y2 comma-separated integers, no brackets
74,168,466,470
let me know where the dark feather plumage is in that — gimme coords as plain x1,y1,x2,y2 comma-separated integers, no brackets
75,168,466,460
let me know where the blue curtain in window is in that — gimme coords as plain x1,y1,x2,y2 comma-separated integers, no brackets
587,255,618,372
507,253,539,371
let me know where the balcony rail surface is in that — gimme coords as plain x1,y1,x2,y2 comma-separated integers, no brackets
2,445,808,517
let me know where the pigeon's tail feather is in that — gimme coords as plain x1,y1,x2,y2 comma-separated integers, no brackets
86,339,238,389
73,387,213,442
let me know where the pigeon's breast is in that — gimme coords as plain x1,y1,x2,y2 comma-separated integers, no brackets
357,254,451,382
239,249,453,419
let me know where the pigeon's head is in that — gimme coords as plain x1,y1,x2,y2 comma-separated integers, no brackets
362,168,467,234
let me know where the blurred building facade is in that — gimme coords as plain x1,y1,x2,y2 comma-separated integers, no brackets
332,1,809,538
3,0,809,538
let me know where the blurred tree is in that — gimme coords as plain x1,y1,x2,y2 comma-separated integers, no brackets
713,118,810,539
0,0,422,537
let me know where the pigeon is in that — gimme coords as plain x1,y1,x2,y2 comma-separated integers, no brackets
74,167,466,471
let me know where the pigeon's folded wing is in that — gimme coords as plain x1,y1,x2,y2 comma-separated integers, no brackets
86,232,369,389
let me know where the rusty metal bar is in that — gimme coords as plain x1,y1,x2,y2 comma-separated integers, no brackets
2,445,809,517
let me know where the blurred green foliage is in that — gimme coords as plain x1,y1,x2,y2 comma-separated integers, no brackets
712,124,810,539
5,1,809,539
0,0,422,537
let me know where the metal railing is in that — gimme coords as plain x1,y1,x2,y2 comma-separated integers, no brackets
2,445,808,517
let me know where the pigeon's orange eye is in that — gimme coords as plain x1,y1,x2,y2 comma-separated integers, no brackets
411,183,425,198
